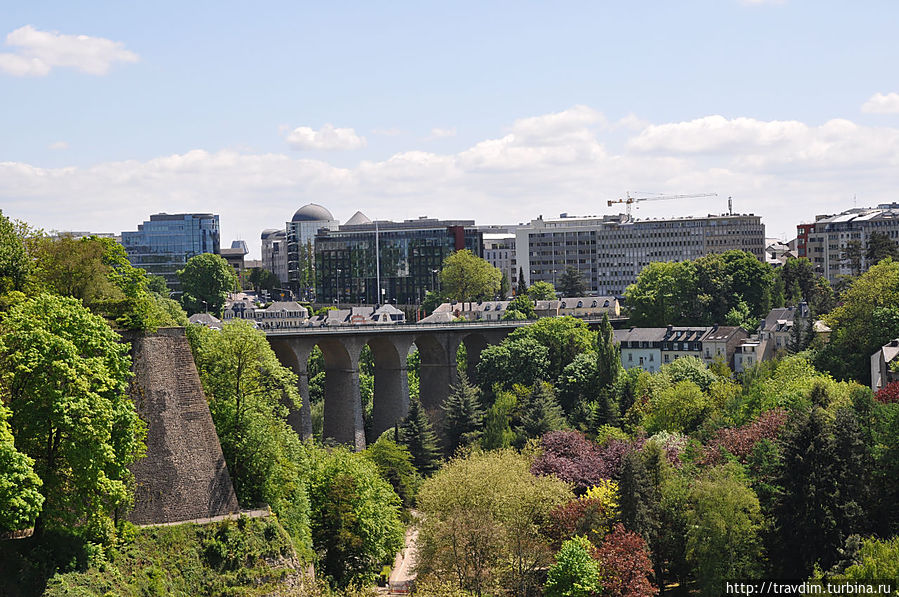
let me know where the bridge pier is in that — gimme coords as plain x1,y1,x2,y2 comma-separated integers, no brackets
369,336,415,441
320,337,367,451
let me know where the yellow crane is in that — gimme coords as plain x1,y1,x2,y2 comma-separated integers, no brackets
607,192,718,217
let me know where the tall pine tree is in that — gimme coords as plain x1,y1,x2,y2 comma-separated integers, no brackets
442,371,485,456
516,267,528,297
596,313,621,389
516,381,566,443
400,397,442,476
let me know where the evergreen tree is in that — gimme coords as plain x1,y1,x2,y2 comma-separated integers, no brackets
442,370,485,456
399,397,441,476
557,265,587,297
516,267,528,297
866,231,899,265
831,408,873,540
618,450,661,550
516,382,566,443
596,313,621,389
772,407,841,577
498,272,511,299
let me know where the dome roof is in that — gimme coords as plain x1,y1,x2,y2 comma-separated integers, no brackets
261,228,282,239
292,203,334,222
345,211,372,226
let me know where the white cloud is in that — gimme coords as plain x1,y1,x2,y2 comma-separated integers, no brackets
429,127,457,139
286,124,366,150
48,141,68,150
0,25,138,77
4,105,899,256
371,127,403,136
862,92,899,114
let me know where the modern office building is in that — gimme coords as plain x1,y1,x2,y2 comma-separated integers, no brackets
797,203,899,283
285,203,339,296
515,212,765,296
121,213,220,290
261,229,289,284
220,240,249,273
314,215,483,305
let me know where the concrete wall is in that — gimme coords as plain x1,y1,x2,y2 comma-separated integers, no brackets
124,328,239,525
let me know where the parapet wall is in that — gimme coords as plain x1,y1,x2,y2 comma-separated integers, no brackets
124,327,239,525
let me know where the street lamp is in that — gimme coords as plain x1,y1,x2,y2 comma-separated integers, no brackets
336,268,342,310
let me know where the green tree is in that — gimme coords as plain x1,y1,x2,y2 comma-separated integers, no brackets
477,337,550,399
557,266,587,297
178,252,238,316
306,446,405,588
400,397,441,476
772,407,840,577
502,295,536,320
248,267,281,293
818,259,899,383
685,464,764,596
866,231,899,265
363,435,421,509
439,249,502,302
481,390,518,451
543,535,601,597
0,402,44,533
0,210,29,294
624,261,692,326
415,449,571,596
527,281,557,301
499,272,511,299
644,380,714,434
557,353,598,422
508,316,596,381
0,294,145,540
843,240,864,277
443,371,485,456
515,382,566,445
146,273,169,295
516,267,528,297
186,320,311,545
596,314,621,390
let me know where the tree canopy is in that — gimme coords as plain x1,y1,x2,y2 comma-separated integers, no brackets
178,252,238,316
439,249,502,302
0,293,145,540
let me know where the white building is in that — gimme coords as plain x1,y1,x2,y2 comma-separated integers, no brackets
515,212,765,296
482,232,518,291
261,229,289,285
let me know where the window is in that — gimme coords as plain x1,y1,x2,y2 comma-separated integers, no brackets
628,353,633,362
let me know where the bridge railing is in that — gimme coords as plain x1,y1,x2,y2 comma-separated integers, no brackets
262,316,628,335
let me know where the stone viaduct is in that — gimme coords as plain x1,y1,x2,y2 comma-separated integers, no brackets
267,318,622,451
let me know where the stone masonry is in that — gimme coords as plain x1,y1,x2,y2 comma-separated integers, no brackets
124,327,239,525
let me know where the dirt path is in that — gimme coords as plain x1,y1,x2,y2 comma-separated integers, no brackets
377,515,418,595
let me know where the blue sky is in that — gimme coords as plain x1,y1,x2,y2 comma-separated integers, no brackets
2,1,899,257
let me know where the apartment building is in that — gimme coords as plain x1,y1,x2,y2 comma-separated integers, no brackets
516,212,765,296
799,203,899,283
482,232,518,290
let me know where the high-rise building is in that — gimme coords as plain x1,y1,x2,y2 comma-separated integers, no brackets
121,213,220,290
515,212,765,296
285,204,339,296
261,229,289,285
798,203,899,283
314,215,483,305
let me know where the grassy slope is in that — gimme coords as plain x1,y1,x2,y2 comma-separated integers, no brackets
0,516,310,597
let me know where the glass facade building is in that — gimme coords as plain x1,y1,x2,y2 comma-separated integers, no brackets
315,218,482,305
121,213,220,290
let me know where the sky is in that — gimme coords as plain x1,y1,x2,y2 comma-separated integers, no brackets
2,1,899,259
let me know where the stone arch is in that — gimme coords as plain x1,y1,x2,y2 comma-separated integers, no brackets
367,335,413,442
268,337,314,441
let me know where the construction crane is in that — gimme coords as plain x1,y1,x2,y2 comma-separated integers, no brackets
607,192,718,217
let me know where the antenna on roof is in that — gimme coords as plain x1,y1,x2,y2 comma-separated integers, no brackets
728,196,733,216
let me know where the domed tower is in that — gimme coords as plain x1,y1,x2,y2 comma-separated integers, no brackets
286,203,339,298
